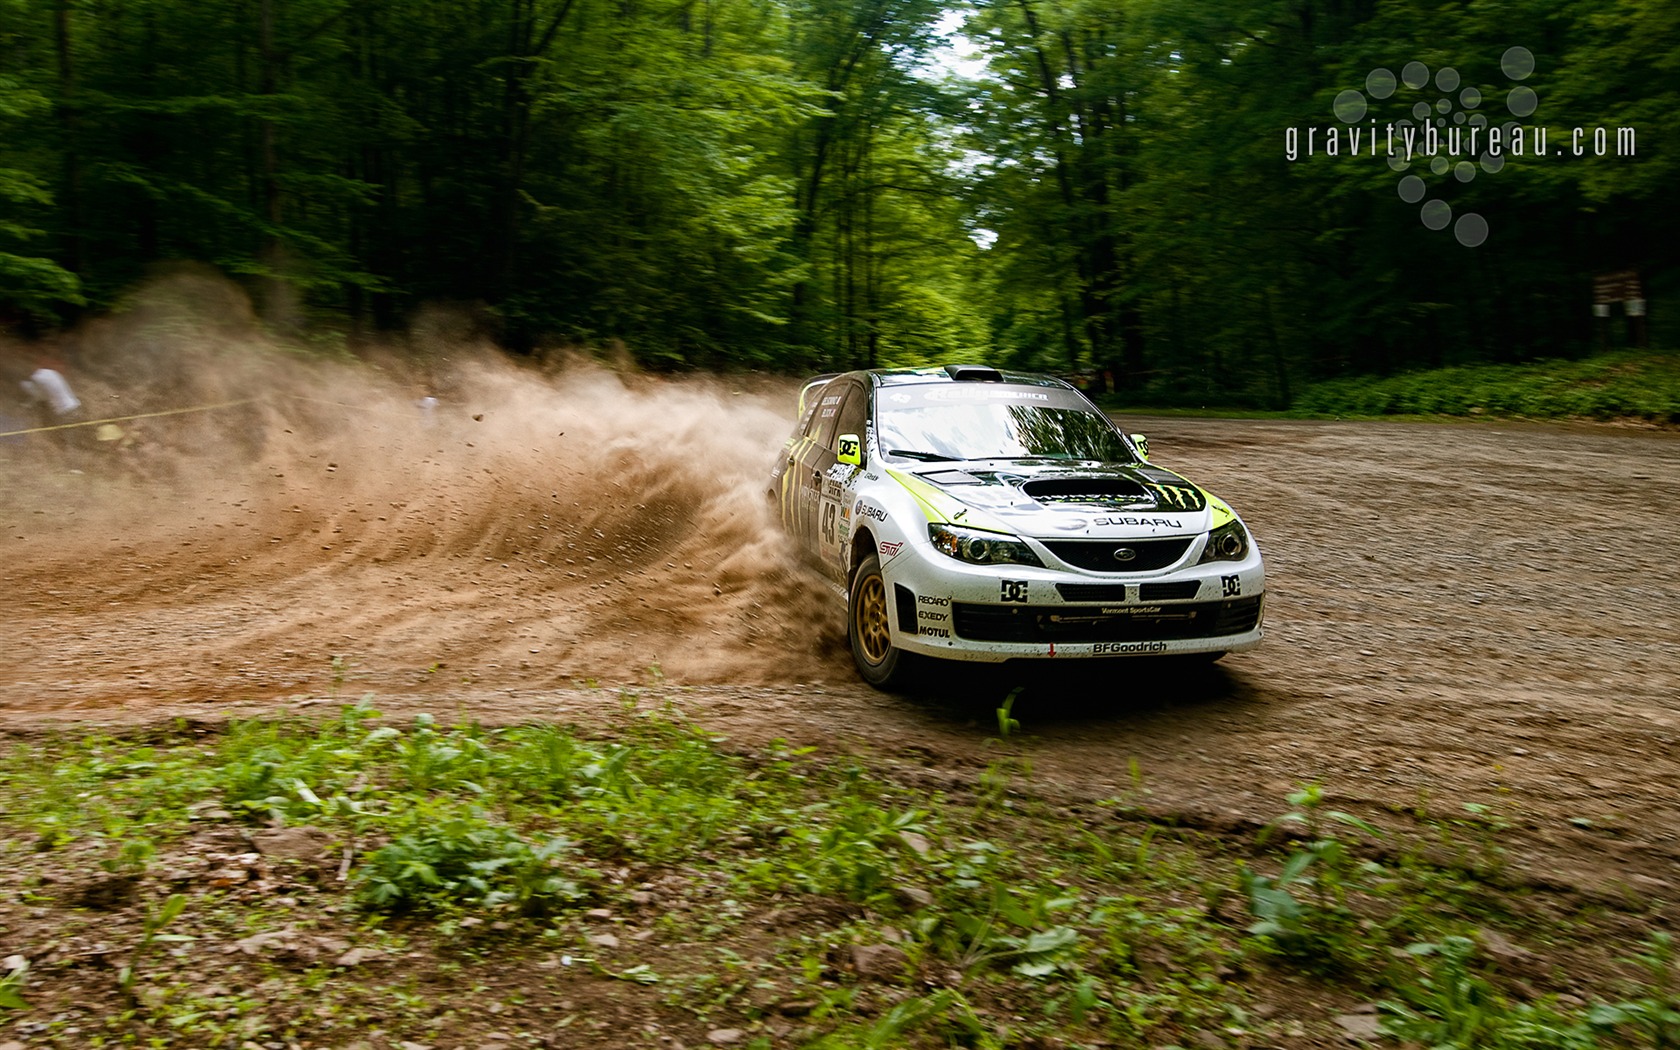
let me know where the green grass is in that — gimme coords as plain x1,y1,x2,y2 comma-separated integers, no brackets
0,699,1675,1048
1291,352,1680,423
1101,352,1680,424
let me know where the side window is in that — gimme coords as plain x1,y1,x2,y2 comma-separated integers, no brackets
795,395,822,439
806,387,846,447
832,387,867,457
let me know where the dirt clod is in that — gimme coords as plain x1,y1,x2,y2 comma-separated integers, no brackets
850,943,909,982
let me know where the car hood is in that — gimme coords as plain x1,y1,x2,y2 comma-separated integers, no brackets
901,461,1216,538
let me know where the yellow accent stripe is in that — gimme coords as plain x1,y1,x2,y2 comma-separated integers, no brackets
778,434,817,529
884,468,1012,533
1207,495,1235,528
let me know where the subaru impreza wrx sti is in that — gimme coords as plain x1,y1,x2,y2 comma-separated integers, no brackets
769,365,1265,688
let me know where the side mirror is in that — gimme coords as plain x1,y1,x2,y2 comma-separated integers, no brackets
836,434,862,466
1129,433,1150,460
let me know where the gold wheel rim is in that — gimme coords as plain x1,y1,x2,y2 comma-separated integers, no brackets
856,575,892,664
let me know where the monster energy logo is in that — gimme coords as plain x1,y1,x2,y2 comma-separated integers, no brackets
1145,484,1203,510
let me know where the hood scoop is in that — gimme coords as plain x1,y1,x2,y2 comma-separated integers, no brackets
1021,477,1154,508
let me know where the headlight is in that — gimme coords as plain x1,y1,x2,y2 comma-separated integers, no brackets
1198,520,1249,563
928,523,1044,567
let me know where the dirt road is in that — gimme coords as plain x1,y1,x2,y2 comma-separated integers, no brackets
4,360,1679,902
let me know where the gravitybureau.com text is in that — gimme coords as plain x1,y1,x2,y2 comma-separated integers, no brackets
1285,121,1636,162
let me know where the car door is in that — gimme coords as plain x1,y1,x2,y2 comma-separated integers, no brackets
816,384,868,576
790,383,847,549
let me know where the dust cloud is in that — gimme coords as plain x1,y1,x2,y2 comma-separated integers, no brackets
0,276,849,711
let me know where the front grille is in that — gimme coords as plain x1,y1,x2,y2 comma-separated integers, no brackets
1056,583,1129,602
1054,580,1205,603
1042,538,1193,573
953,596,1263,644
1140,581,1202,601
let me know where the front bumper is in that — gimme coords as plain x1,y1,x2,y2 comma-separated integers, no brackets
882,543,1264,662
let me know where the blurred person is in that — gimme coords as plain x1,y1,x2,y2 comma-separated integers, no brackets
20,357,83,423
19,356,89,466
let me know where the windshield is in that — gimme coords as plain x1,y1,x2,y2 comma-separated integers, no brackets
875,385,1136,463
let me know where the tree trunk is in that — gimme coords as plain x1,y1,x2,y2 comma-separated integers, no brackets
257,0,294,329
54,0,83,291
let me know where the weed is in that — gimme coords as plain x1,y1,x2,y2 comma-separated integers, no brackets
118,894,191,1004
356,811,589,915
936,885,1082,976
1588,933,1680,1048
1380,936,1597,1049
785,794,926,902
995,688,1021,738
102,834,158,876
1240,784,1385,971
1411,795,1514,879
0,957,27,1010
807,989,990,1049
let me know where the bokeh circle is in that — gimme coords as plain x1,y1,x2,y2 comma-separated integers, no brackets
1501,46,1535,81
1455,213,1489,247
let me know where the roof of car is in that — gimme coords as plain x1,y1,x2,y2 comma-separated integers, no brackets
862,366,1073,390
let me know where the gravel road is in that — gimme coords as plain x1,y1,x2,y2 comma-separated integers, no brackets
5,368,1678,903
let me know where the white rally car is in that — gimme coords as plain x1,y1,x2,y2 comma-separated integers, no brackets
770,365,1265,688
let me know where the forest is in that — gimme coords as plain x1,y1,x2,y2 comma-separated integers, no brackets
0,0,1674,403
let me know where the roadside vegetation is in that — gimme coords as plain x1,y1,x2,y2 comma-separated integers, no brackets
1287,352,1680,425
1,693,1675,1049
1102,351,1680,425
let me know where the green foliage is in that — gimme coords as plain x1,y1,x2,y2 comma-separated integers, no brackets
0,0,977,362
0,70,83,313
0,958,26,1010
118,894,192,1001
805,989,990,1049
1240,784,1386,971
4,715,1676,1049
356,813,587,916
1587,934,1680,1048
930,883,1083,977
1,0,1673,390
1380,936,1598,1050
1292,353,1680,423
782,791,927,903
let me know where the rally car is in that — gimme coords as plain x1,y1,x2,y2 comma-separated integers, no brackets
769,364,1265,688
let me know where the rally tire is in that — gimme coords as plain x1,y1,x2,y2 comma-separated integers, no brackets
848,553,917,689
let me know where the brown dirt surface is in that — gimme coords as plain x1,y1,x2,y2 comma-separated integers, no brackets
5,328,1680,909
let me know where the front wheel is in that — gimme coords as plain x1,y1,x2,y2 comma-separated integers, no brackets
848,553,918,689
